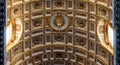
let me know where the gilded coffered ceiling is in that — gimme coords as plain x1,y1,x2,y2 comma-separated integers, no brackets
6,0,113,65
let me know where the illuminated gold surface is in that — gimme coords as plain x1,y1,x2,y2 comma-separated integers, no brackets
6,18,23,52
97,19,113,54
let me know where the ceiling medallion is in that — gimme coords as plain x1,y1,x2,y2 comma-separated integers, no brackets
50,13,69,31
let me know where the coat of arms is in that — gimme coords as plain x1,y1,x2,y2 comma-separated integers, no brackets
50,13,69,30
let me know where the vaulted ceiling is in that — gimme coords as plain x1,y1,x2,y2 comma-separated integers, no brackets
6,0,113,65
